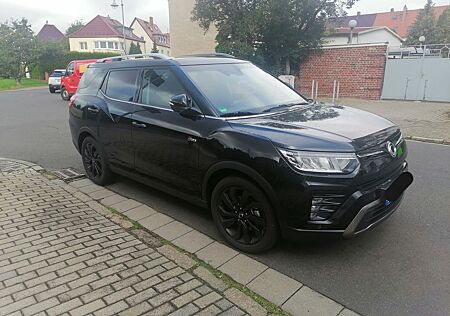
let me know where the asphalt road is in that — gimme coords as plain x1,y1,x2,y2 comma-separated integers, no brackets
1,88,449,316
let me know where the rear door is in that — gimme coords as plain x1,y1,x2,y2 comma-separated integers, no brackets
99,68,139,171
132,67,201,195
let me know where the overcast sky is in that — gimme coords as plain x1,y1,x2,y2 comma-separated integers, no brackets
0,0,449,34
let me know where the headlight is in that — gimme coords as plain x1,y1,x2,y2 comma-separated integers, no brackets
279,149,360,174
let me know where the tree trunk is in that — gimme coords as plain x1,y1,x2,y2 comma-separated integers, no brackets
285,58,291,75
16,77,21,85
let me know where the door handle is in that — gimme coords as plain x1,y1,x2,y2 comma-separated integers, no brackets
187,136,197,143
87,107,99,113
132,122,147,128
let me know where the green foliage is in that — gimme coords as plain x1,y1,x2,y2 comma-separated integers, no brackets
151,41,159,53
435,7,450,43
407,0,438,44
129,42,143,54
65,20,85,36
0,78,46,91
192,0,359,75
0,18,38,84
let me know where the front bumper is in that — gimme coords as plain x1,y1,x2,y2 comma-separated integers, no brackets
49,84,61,89
282,163,412,240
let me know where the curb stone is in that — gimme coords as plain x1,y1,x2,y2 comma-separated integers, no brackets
2,158,361,316
405,135,448,145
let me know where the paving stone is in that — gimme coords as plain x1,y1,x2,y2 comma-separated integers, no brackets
123,205,156,221
196,241,239,268
172,290,202,308
118,302,153,316
169,303,199,316
69,299,106,315
248,268,302,306
22,297,59,316
69,179,94,188
93,301,129,316
153,220,193,241
282,286,343,316
196,304,222,315
139,213,174,231
110,199,142,213
88,189,116,200
220,254,267,285
79,184,103,194
100,194,128,207
172,230,214,253
148,303,176,315
157,245,195,269
221,306,246,316
339,308,361,316
193,266,228,292
194,291,222,308
224,288,267,316
46,298,83,316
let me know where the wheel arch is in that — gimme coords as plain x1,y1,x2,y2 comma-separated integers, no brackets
77,128,96,152
202,161,283,220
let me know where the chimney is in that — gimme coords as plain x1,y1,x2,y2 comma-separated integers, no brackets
390,8,394,12
402,5,407,21
357,11,361,16
46,20,49,24
149,17,154,26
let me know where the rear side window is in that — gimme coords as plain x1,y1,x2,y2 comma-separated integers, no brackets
106,70,139,102
77,68,107,95
139,68,185,109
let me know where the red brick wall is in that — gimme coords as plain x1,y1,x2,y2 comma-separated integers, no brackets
296,44,388,100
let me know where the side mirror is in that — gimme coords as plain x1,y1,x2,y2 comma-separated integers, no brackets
170,94,191,113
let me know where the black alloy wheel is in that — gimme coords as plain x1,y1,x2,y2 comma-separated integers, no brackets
81,137,114,185
211,176,279,253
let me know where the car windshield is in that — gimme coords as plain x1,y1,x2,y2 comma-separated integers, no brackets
50,72,63,77
182,63,307,117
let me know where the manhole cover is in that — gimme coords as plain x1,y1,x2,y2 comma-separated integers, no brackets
53,168,85,181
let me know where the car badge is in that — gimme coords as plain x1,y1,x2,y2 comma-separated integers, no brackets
386,141,397,158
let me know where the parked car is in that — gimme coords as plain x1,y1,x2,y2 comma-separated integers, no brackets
48,69,65,93
69,54,413,253
60,59,97,101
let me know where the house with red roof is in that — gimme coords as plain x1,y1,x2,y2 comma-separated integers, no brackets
130,17,171,56
68,15,145,54
36,21,65,42
323,26,405,47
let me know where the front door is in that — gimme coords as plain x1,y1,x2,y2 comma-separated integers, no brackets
99,68,139,171
132,67,201,196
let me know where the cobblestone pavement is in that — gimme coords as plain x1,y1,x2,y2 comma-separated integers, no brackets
0,161,256,316
320,98,450,143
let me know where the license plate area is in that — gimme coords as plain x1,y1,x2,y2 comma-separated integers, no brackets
385,172,413,203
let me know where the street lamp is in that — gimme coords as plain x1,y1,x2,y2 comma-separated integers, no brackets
348,19,358,44
111,0,127,54
419,36,426,57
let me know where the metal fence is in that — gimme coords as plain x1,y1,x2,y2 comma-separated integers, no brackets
388,44,450,59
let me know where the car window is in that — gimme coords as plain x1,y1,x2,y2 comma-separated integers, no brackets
50,71,63,77
139,68,185,109
78,68,107,95
105,69,139,102
66,63,74,75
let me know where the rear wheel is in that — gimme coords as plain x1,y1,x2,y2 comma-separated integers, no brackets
211,176,279,253
49,86,55,93
61,87,70,101
81,137,114,186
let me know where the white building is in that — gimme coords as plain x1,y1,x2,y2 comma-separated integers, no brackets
130,17,171,56
323,27,404,47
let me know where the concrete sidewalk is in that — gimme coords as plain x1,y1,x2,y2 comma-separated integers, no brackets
0,158,359,316
320,98,450,144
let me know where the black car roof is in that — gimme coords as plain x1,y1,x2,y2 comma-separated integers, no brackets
89,57,249,70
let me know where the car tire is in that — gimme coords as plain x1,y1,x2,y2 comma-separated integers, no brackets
81,136,114,186
61,87,70,101
211,176,279,253
49,87,55,93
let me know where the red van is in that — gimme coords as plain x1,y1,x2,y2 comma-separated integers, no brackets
61,59,97,101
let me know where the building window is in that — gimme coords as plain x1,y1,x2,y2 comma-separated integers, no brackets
79,42,88,50
94,41,120,50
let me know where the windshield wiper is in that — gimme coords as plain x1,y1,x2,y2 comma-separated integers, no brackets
262,102,309,113
220,111,259,118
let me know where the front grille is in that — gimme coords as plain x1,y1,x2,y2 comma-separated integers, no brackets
355,196,402,232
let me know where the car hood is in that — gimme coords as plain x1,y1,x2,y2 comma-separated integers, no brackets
227,103,398,152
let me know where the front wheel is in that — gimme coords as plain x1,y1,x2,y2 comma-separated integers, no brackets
81,137,114,186
61,87,70,101
211,176,279,253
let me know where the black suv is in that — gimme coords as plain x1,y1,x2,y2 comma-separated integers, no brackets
69,54,413,253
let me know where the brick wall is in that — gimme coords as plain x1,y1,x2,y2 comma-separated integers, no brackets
296,44,388,100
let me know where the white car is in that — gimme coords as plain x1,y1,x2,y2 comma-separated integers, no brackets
48,69,65,93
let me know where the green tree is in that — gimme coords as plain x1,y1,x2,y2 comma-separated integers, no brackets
192,0,359,75
0,18,38,84
65,20,85,36
407,0,437,44
435,7,450,43
129,42,143,54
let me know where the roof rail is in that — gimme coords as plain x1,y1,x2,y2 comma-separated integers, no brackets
97,53,170,63
179,53,236,59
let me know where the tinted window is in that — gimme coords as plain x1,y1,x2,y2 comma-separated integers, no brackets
139,68,185,109
50,71,63,77
106,70,139,102
77,68,107,95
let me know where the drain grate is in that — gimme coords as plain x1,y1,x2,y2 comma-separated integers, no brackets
53,168,85,181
